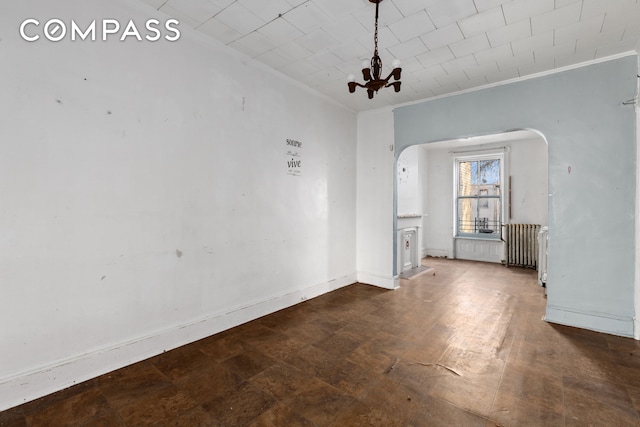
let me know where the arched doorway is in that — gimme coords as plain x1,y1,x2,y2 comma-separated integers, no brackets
395,129,548,276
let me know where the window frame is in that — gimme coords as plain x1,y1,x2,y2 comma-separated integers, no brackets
453,152,506,240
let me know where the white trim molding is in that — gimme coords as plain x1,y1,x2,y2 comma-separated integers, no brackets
357,270,399,289
546,305,635,338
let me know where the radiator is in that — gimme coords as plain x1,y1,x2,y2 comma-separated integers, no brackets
538,226,549,287
505,224,540,269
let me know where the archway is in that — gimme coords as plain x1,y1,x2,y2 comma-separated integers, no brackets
391,57,637,337
394,129,548,277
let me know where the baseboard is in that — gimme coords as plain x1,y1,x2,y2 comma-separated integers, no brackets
635,318,640,340
545,305,635,338
426,249,450,258
357,271,399,289
0,273,356,412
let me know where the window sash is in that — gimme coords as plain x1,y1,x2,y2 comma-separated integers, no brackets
455,155,503,238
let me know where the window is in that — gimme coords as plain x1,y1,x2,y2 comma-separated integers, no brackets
455,155,503,238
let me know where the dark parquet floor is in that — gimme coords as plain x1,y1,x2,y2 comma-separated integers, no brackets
2,257,640,426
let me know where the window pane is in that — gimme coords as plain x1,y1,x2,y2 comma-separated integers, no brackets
478,159,500,186
458,161,475,196
458,197,476,233
457,197,501,235
458,160,501,196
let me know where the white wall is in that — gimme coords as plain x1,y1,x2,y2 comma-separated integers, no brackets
356,108,396,288
0,0,357,410
424,147,455,258
397,145,422,215
508,138,549,225
419,148,429,257
636,62,640,339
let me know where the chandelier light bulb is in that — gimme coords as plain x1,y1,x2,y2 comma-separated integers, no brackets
361,59,370,69
347,74,356,82
392,59,401,69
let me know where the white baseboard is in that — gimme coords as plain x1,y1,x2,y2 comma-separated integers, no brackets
635,318,640,340
425,249,451,258
0,273,356,412
545,305,635,338
357,271,399,289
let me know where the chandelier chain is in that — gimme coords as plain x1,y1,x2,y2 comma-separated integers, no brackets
374,1,379,57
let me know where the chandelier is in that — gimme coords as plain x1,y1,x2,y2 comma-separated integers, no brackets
347,0,402,99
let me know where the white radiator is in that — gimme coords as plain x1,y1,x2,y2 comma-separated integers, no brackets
538,226,549,287
505,224,540,269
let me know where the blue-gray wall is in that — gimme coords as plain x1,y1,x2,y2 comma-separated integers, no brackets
394,56,637,337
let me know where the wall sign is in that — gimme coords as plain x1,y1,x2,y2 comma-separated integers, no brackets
286,138,302,176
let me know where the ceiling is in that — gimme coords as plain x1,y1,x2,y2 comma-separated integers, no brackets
137,0,640,111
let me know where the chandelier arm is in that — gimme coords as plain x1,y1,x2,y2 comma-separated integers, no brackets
386,66,401,80
385,81,401,93
383,68,401,80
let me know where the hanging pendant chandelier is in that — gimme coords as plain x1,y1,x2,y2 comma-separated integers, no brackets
347,0,402,99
